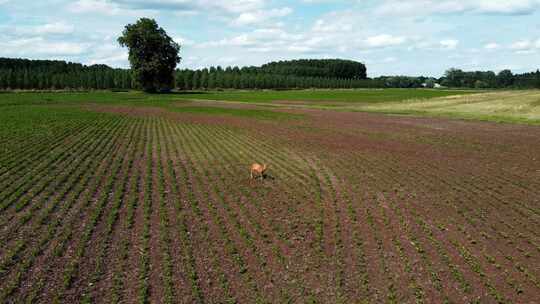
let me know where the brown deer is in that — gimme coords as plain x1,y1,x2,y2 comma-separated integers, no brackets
250,163,268,180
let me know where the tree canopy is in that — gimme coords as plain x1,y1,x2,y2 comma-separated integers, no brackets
1,57,539,91
440,68,538,89
118,18,180,93
260,59,367,79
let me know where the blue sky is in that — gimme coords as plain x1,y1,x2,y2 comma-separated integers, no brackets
1,0,539,77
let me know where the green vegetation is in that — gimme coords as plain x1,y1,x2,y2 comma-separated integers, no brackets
171,106,301,120
0,89,472,106
0,58,133,90
1,89,539,303
169,89,476,104
358,90,540,125
2,89,540,125
118,18,181,93
259,59,367,79
3,55,540,92
442,68,540,89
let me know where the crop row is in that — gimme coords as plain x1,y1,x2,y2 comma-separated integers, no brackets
2,111,538,303
0,117,133,302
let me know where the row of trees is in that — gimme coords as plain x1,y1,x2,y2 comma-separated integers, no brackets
1,57,539,91
2,20,539,92
0,58,134,90
0,58,376,90
0,68,133,91
174,68,379,90
173,59,371,90
259,59,367,79
440,68,540,89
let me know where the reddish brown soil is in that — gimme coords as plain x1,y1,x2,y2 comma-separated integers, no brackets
2,103,539,303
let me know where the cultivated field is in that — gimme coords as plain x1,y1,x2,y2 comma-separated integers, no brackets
1,90,539,303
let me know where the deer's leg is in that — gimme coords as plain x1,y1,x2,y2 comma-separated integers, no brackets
250,170,253,179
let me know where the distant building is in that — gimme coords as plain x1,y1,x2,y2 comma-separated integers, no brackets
422,81,443,88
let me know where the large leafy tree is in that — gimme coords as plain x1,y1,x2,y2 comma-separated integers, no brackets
118,18,180,93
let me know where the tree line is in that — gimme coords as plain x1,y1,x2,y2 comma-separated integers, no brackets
174,66,379,90
0,58,133,90
1,57,539,91
259,59,367,79
0,57,378,90
440,68,540,89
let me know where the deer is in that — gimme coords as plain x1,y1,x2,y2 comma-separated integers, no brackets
250,163,269,180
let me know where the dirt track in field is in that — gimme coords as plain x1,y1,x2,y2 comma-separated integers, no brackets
1,102,539,303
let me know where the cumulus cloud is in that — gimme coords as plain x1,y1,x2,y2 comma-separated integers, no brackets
86,42,128,66
106,0,265,14
312,15,353,33
475,0,540,15
0,37,88,56
2,0,539,75
173,36,195,47
232,7,292,26
34,22,75,35
509,39,540,53
68,0,125,15
70,0,284,26
364,34,407,48
375,0,540,16
440,39,459,50
198,27,303,50
10,22,75,36
510,40,532,50
484,42,500,50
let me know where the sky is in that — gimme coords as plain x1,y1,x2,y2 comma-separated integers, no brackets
0,0,539,77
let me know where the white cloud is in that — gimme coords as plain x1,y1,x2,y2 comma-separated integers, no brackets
87,46,127,66
198,27,303,49
9,22,75,36
205,0,265,14
312,14,353,33
364,34,407,48
509,39,540,54
69,0,121,15
69,0,288,26
475,0,540,15
2,0,539,76
232,7,292,26
375,1,466,16
107,0,266,14
173,36,195,47
440,39,459,49
382,56,397,63
0,37,88,56
511,40,534,50
375,0,540,16
484,42,500,50
34,22,74,35
68,0,155,16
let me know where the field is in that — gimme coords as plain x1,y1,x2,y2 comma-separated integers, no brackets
1,90,540,303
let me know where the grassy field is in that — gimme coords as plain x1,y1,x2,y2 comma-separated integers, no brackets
1,90,539,303
359,90,540,124
168,88,477,104
0,88,474,106
3,89,540,124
